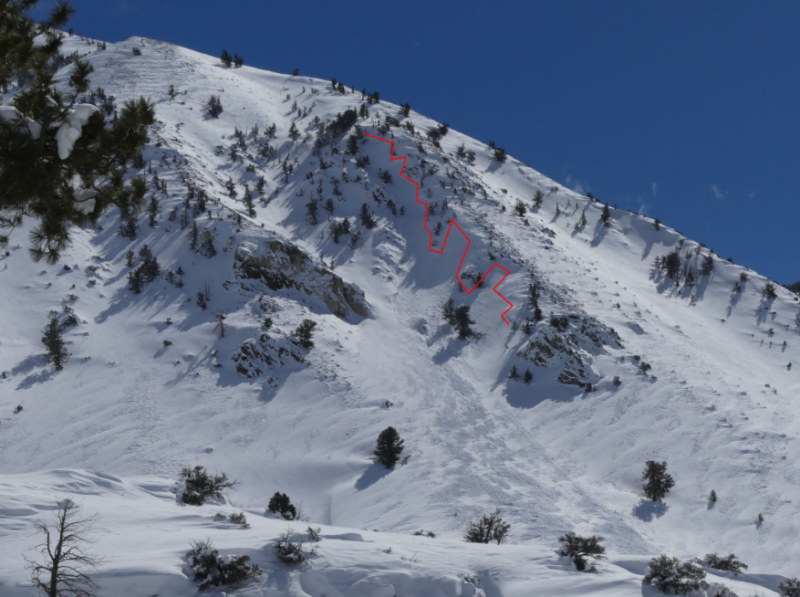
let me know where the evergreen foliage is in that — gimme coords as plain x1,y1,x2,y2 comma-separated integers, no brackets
558,533,606,572
703,553,748,577
442,298,456,325
198,230,216,257
762,282,777,299
454,305,475,340
207,95,223,118
42,312,69,370
600,203,611,226
179,466,236,506
780,578,800,597
493,147,508,162
643,555,707,594
360,203,376,229
267,492,297,520
642,460,675,502
187,539,260,591
0,1,155,263
373,426,405,468
291,319,317,349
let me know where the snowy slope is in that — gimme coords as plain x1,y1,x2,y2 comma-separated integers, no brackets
1,34,799,595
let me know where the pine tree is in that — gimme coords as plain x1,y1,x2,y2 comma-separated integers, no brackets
523,369,533,384
198,230,216,258
454,305,475,340
128,268,143,294
653,218,661,231
493,147,508,162
701,254,714,276
642,461,675,502
288,122,300,141
42,313,69,370
600,203,611,226
514,200,526,217
243,185,256,217
464,509,510,544
443,298,456,325
305,200,318,225
708,489,717,503
575,209,587,230
196,291,207,310
0,4,155,263
360,203,376,229
168,84,177,100
373,427,404,468
189,220,199,251
558,533,606,572
225,177,237,198
220,49,232,67
347,134,359,155
508,365,520,380
207,95,223,118
147,195,159,227
533,190,544,209
125,250,135,267
291,319,317,349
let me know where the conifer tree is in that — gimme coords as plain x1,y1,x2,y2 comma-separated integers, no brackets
600,203,611,226
147,195,159,227
523,369,533,384
642,461,675,502
493,147,508,162
701,254,714,276
243,184,255,217
291,319,317,349
373,426,404,468
347,134,359,155
442,298,456,325
288,122,300,141
454,305,475,340
533,190,544,209
1,1,155,263
360,203,376,229
653,218,661,231
42,312,69,370
514,199,526,217
128,267,143,294
168,84,177,100
508,365,520,380
198,230,216,257
220,49,232,67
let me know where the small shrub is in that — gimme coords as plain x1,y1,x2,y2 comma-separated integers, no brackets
228,512,249,528
643,555,707,594
291,319,316,349
762,282,777,300
703,553,747,577
163,339,172,348
274,529,313,564
558,533,606,572
267,492,297,520
307,526,321,542
179,466,237,506
779,578,800,597
187,539,260,591
464,508,510,545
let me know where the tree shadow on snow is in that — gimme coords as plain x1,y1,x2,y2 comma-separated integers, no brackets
355,462,391,491
432,336,467,365
633,499,668,522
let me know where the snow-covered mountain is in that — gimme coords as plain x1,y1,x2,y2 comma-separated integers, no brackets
1,34,799,596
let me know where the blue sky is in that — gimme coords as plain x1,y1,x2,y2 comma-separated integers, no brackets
56,0,799,283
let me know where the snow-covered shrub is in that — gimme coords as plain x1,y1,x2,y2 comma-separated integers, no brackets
703,553,748,576
228,512,249,528
307,526,321,542
274,529,314,564
187,539,260,591
179,466,237,506
780,578,800,597
558,533,606,572
373,427,404,468
643,555,707,594
267,492,297,520
464,508,510,545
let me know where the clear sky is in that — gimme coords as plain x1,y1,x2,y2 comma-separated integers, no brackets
52,0,799,284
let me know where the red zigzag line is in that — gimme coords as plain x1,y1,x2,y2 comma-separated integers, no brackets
363,132,513,325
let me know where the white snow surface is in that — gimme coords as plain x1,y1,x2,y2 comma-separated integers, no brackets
1,35,799,595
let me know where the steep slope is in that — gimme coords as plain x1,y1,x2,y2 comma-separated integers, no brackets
1,34,799,593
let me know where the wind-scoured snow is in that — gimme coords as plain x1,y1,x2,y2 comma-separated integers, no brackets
0,34,798,596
